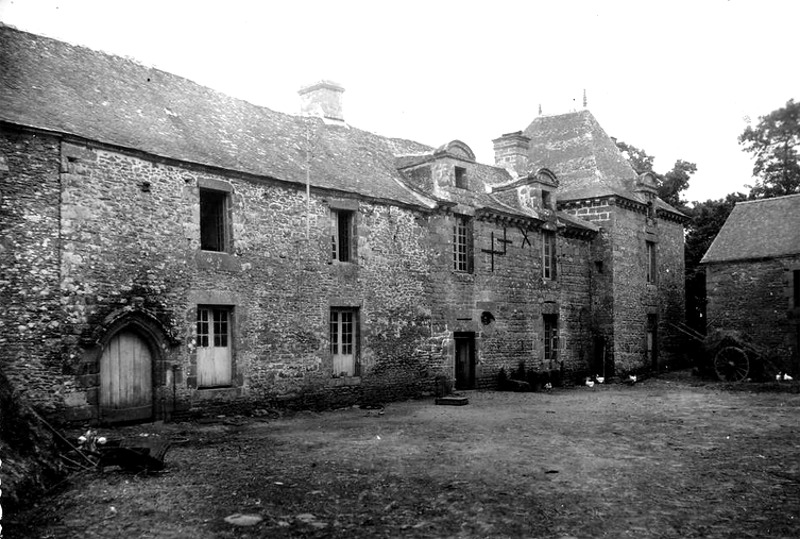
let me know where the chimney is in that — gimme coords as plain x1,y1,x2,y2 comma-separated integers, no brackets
298,80,345,123
492,131,530,177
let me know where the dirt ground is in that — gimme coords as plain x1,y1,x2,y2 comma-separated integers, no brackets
7,371,800,539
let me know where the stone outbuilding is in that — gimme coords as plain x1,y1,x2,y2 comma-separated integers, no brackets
702,194,800,374
0,25,687,423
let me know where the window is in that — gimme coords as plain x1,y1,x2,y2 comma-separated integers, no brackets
646,241,657,284
542,190,552,210
453,216,473,273
455,166,467,189
331,209,355,262
794,270,800,308
200,189,230,252
647,314,658,368
542,231,557,280
543,314,558,365
330,308,359,376
196,306,233,387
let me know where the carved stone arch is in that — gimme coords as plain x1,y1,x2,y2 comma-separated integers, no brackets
91,309,174,423
635,172,659,199
534,167,559,188
434,140,476,162
93,308,176,351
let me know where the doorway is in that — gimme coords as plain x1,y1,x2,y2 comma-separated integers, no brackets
99,330,154,422
454,332,476,390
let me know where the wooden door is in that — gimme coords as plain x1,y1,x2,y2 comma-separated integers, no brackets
100,330,153,422
330,309,357,376
454,333,475,390
197,307,232,387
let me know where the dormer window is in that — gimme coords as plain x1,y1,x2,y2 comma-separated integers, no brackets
542,190,553,210
455,166,467,189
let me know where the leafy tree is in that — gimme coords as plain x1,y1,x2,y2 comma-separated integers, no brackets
614,140,696,209
683,192,748,330
616,141,655,175
659,160,697,208
739,99,800,198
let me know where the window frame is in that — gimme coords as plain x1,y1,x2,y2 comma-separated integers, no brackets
329,307,360,376
646,240,657,284
543,314,559,365
195,305,234,388
454,166,468,189
542,230,557,281
453,215,474,273
331,208,356,263
199,188,231,253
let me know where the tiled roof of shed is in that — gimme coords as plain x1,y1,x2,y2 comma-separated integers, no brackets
701,193,800,264
524,110,684,218
0,25,434,208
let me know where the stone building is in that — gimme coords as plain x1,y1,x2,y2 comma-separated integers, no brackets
0,25,687,423
702,194,800,374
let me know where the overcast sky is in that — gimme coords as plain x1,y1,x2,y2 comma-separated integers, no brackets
1,0,797,202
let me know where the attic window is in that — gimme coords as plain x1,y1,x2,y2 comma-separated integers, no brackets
542,190,552,210
455,166,467,189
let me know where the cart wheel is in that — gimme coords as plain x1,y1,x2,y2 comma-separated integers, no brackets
714,346,749,382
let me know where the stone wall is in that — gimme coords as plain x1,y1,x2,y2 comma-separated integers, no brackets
0,128,65,410
706,255,800,370
426,210,594,389
562,197,686,375
1,127,437,421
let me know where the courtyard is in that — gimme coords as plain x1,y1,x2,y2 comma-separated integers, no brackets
10,372,800,538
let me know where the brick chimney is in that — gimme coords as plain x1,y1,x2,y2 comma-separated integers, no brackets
298,80,345,123
492,131,530,177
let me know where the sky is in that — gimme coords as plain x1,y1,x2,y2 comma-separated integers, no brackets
1,0,797,203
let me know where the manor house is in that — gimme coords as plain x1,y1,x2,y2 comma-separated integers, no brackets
0,25,687,423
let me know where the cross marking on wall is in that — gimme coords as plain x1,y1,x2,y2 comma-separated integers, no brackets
481,227,513,272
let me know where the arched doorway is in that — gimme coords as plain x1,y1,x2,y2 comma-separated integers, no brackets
99,329,154,422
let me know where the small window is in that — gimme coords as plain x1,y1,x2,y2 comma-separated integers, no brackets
794,270,800,308
542,231,557,280
455,166,467,189
453,216,473,273
647,314,658,367
330,308,359,376
331,209,355,262
542,190,552,210
200,189,230,252
543,314,558,365
646,241,657,284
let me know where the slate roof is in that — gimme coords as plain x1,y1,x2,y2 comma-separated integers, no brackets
0,24,434,208
701,194,800,264
523,110,683,218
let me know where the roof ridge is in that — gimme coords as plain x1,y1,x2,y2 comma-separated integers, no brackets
736,192,800,205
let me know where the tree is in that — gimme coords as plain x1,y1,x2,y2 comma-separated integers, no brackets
614,140,696,209
615,141,655,175
739,99,800,198
659,160,697,209
683,192,748,330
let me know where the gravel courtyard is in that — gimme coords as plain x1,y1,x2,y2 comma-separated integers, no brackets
10,372,800,538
